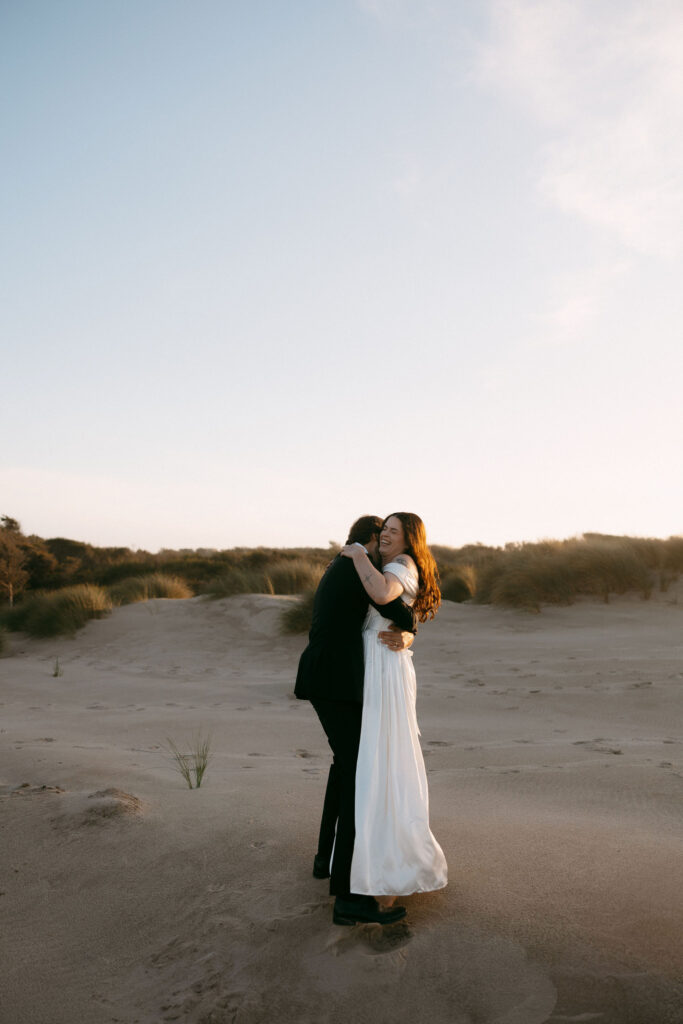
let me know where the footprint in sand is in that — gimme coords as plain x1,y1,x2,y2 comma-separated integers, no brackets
574,739,623,755
324,920,412,959
10,782,65,795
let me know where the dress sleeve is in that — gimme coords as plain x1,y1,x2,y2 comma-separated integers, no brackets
383,561,419,597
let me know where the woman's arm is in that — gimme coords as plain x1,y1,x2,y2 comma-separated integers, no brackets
339,544,404,604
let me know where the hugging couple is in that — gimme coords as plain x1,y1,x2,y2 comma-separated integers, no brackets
294,512,447,927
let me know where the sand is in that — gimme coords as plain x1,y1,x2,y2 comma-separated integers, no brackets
1,587,682,1024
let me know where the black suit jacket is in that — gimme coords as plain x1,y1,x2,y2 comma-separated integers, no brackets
294,555,417,704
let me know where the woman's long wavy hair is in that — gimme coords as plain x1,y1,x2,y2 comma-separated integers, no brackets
383,512,441,622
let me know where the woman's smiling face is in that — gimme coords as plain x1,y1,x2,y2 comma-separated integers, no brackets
379,515,406,563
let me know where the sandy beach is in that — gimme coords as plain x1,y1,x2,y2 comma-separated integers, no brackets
1,588,682,1024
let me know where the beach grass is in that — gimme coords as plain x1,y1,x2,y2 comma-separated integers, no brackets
2,584,113,637
1,575,193,638
264,559,324,595
108,572,193,606
2,529,681,623
472,537,658,611
204,559,325,600
440,565,476,603
165,732,212,789
201,567,274,598
280,590,316,634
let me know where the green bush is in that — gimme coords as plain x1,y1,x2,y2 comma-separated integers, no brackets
4,584,112,637
108,573,193,606
280,590,316,634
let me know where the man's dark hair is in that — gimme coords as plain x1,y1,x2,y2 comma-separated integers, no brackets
346,515,383,546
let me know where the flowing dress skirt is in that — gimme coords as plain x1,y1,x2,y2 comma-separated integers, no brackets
350,615,448,896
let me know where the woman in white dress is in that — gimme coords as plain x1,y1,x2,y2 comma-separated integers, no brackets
340,512,447,910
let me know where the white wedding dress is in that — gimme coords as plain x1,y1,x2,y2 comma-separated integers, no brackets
350,560,448,896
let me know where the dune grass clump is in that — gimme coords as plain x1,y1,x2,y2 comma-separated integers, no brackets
3,584,112,637
201,567,272,598
108,572,193,606
165,732,212,789
280,590,316,634
440,565,476,603
264,559,324,595
474,537,655,611
203,557,325,599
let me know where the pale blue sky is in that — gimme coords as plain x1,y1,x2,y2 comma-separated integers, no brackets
2,0,682,550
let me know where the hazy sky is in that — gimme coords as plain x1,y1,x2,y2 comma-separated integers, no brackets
2,0,682,550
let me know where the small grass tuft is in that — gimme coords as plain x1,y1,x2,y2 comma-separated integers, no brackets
165,732,212,789
52,657,63,677
280,590,316,634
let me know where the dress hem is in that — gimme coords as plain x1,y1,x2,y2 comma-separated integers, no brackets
352,881,448,897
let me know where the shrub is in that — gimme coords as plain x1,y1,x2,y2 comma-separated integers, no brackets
201,568,272,599
280,590,316,634
108,573,193,606
440,565,476,603
203,558,325,599
264,559,324,595
4,584,112,637
474,537,654,610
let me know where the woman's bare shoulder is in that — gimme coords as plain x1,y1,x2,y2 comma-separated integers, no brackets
386,554,418,574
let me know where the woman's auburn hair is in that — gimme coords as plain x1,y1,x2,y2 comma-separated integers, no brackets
384,512,441,622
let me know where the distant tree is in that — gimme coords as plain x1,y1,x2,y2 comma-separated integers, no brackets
23,536,60,590
0,532,29,606
1,514,21,533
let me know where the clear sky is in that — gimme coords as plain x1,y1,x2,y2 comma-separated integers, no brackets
2,0,682,551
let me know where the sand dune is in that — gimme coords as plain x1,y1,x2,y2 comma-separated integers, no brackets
1,590,682,1023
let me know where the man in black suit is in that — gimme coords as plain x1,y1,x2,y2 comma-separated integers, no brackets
294,515,416,926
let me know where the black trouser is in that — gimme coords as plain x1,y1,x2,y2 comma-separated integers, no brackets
310,698,362,898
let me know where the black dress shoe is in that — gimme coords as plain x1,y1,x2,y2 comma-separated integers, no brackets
333,896,407,926
313,854,331,879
